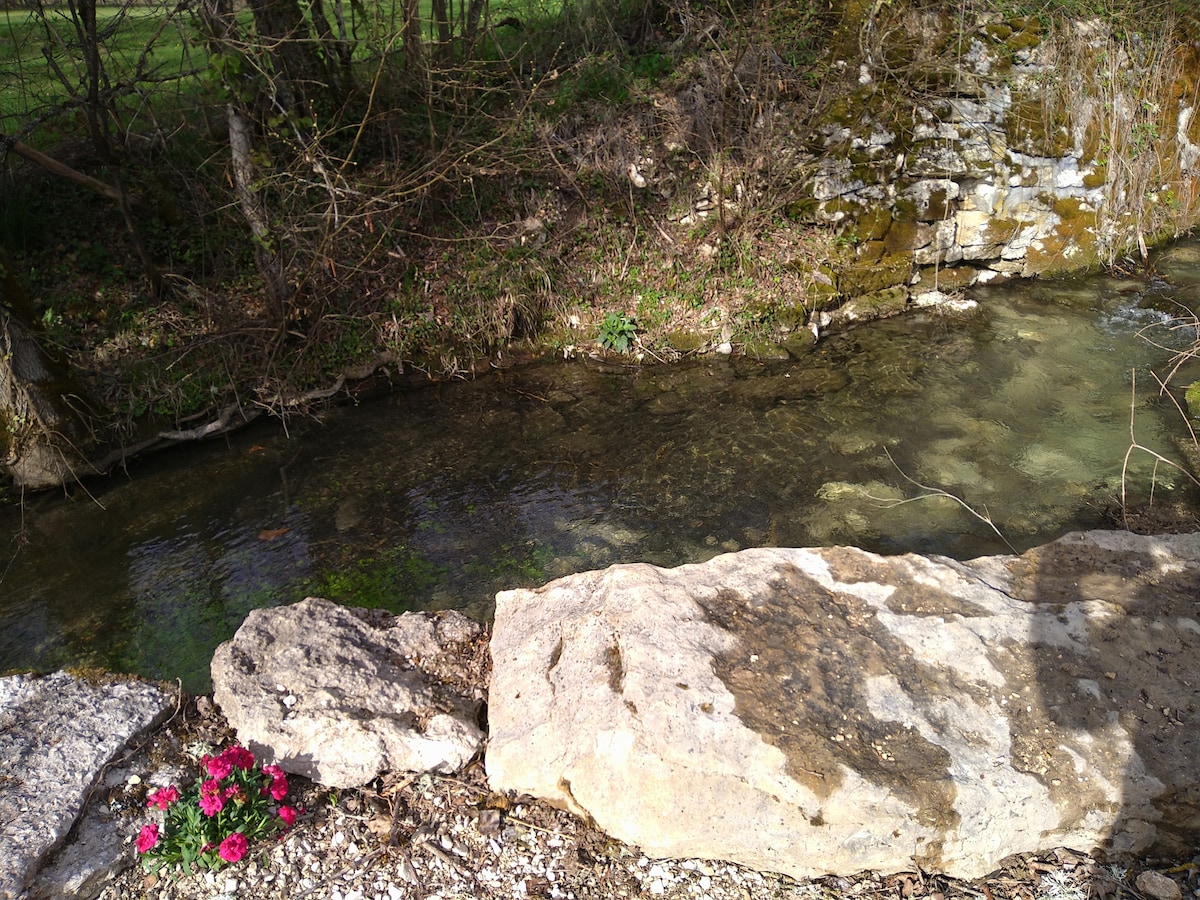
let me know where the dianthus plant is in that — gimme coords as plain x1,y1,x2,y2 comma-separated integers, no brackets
136,745,299,875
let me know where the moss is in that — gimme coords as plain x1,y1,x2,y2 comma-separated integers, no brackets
886,217,932,253
1004,96,1073,157
1186,381,1200,418
739,338,791,361
666,330,708,353
1006,29,1042,53
854,240,886,265
1025,212,1101,276
914,264,979,292
1082,166,1108,190
837,253,912,296
1052,196,1092,219
784,198,821,222
855,207,892,242
840,286,909,321
781,328,818,358
984,23,1014,42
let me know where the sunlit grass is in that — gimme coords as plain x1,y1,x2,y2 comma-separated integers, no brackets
0,3,203,139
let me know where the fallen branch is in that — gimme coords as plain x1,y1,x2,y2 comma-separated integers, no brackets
79,355,398,481
2,135,125,203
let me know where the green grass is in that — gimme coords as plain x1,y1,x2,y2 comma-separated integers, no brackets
0,3,202,139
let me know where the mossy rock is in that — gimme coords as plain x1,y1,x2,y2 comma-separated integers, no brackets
666,331,709,354
781,328,818,359
783,198,821,222
855,207,893,242
739,338,792,361
805,271,841,312
838,253,912,296
1025,215,1102,275
1082,165,1108,190
913,264,979,292
1186,381,1200,418
1004,96,1073,157
983,22,1013,42
839,286,910,322
853,240,887,265
884,218,924,253
1006,28,1041,53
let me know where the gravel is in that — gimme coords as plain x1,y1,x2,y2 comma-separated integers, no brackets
91,700,1198,900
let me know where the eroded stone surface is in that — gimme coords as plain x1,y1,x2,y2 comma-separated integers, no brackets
212,598,488,788
0,672,173,900
486,531,1200,880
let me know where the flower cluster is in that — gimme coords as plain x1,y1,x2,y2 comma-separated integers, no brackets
136,745,299,875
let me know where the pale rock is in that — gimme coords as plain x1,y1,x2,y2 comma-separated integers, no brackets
1135,871,1183,900
487,531,1200,881
0,672,173,900
212,598,487,788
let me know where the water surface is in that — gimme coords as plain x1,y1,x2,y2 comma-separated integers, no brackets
3,255,1199,691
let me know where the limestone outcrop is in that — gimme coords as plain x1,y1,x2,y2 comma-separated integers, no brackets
788,12,1200,321
0,672,174,900
486,530,1200,880
211,598,488,788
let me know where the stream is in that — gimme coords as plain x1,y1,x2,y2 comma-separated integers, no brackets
4,246,1200,692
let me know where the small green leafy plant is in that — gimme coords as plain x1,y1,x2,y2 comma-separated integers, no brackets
598,311,637,353
137,745,298,875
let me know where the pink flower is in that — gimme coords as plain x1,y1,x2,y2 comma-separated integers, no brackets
199,779,225,816
135,823,160,853
222,746,256,770
145,785,179,810
218,832,248,863
277,805,298,827
203,753,233,780
261,764,289,801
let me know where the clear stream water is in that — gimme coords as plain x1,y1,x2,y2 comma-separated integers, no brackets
5,245,1200,692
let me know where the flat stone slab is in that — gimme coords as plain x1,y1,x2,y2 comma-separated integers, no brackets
486,530,1200,880
0,672,173,900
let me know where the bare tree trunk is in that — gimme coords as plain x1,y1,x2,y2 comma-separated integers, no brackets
67,0,111,158
310,0,353,100
463,0,487,46
226,105,290,322
0,263,99,490
431,0,452,58
403,0,424,74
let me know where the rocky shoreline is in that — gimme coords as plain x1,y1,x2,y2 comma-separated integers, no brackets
88,699,1200,900
6,531,1200,899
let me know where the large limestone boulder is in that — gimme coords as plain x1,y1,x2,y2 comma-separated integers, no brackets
486,530,1200,880
212,598,488,788
0,672,173,900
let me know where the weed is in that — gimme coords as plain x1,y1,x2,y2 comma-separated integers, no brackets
598,311,637,353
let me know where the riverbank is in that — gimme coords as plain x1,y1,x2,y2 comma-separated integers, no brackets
7,3,1200,492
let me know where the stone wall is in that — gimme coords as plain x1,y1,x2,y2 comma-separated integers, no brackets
793,10,1200,320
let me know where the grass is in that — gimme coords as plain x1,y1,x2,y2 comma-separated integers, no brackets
0,3,202,141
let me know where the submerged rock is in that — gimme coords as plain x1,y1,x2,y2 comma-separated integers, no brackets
0,672,173,900
486,531,1200,880
212,598,488,788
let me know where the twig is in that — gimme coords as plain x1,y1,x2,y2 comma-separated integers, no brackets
1120,369,1200,521
877,449,1018,554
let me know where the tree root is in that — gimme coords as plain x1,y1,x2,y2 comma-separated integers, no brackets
80,355,397,482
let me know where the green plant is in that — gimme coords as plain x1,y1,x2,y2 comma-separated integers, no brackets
598,311,637,353
137,745,297,876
